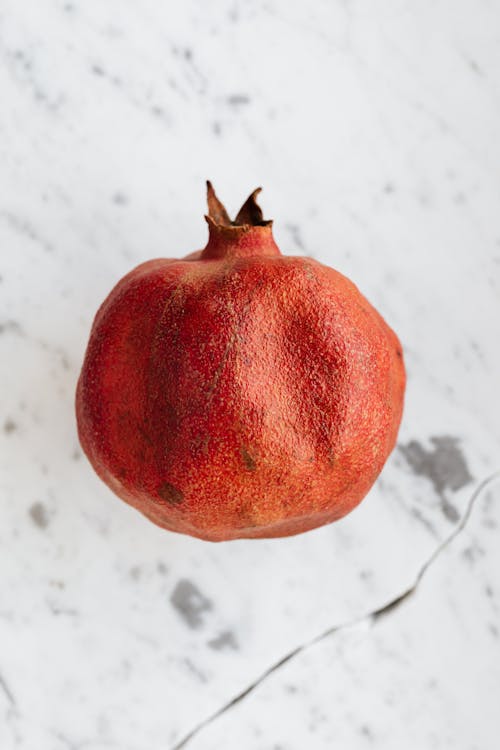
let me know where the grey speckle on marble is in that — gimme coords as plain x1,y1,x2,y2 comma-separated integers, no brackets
170,579,213,630
400,436,473,522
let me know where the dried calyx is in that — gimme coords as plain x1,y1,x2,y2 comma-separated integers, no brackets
206,181,272,228
202,181,279,260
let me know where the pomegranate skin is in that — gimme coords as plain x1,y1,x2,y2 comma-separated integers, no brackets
76,186,405,541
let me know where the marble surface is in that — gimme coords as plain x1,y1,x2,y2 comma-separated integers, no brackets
1,1,499,748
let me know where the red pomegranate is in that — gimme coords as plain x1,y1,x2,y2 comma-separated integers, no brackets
76,183,405,541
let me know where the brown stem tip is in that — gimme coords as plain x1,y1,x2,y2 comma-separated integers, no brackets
206,181,272,228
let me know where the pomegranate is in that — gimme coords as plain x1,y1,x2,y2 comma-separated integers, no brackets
76,183,405,541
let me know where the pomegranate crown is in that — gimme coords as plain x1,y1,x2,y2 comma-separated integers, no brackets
201,182,280,260
205,181,273,229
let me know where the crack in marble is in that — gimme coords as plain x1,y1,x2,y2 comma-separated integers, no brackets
0,669,16,707
169,470,500,750
372,469,500,622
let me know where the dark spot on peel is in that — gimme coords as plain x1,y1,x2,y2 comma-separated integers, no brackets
170,579,213,629
29,502,49,529
158,482,184,506
136,422,154,446
241,447,256,471
192,432,210,456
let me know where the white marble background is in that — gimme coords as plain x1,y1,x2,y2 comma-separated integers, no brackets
1,1,499,748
